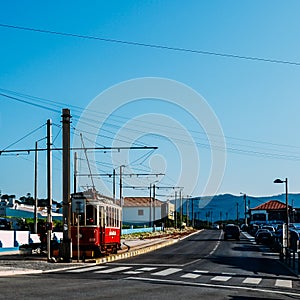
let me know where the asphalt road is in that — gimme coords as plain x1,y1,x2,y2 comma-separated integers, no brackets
0,229,299,300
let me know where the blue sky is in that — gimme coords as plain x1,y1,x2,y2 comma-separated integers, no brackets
1,1,300,201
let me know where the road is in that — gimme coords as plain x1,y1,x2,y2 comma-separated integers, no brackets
0,229,299,300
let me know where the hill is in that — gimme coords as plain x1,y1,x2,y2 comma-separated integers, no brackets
179,193,300,223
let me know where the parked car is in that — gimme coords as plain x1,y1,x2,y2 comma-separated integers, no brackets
261,225,275,233
224,224,240,241
212,224,220,230
255,229,275,245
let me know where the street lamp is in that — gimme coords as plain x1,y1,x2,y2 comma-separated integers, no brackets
273,178,289,258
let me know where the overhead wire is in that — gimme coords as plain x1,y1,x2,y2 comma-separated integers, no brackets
1,23,300,66
2,89,300,162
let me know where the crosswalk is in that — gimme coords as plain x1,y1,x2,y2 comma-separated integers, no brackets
66,265,295,289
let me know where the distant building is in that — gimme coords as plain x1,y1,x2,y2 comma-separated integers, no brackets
250,200,293,224
123,197,174,226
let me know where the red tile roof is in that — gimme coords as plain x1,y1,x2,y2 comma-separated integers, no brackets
124,197,163,207
252,200,287,211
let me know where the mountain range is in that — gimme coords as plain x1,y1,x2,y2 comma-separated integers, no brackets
179,193,300,223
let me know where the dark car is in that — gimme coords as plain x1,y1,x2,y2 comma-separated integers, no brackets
255,229,274,245
224,224,240,241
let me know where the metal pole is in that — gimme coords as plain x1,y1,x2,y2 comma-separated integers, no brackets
62,109,71,262
149,183,152,227
286,178,289,248
46,119,52,261
186,197,189,227
113,168,116,201
191,198,194,227
174,191,177,229
74,152,77,194
180,189,182,229
120,165,123,208
34,141,38,234
153,184,156,231
244,194,247,226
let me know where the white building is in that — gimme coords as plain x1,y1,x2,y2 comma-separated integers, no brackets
123,197,174,226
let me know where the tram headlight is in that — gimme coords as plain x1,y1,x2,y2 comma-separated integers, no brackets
89,238,96,242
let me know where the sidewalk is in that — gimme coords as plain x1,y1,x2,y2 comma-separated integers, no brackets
0,229,198,276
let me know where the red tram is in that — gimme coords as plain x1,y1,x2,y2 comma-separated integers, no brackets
71,190,122,258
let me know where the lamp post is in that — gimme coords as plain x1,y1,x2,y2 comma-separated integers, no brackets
274,178,289,259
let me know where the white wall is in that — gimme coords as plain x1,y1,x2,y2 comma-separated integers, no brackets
123,207,161,224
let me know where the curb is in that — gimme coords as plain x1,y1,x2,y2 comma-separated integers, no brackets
94,239,179,264
93,229,201,264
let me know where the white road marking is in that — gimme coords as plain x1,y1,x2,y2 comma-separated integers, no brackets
137,267,157,271
275,279,292,288
211,275,231,282
152,268,182,276
193,270,209,273
127,277,300,298
95,266,132,273
243,277,262,285
181,273,201,279
67,265,107,273
123,271,143,275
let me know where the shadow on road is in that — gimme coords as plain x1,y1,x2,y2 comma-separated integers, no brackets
228,297,276,300
210,254,294,277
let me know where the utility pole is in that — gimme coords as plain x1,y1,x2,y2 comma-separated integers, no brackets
153,184,156,231
113,168,116,201
174,191,177,229
186,197,189,227
180,189,183,229
46,119,52,261
149,183,152,227
191,198,194,227
74,152,77,194
243,194,247,226
34,141,38,234
62,109,71,262
120,165,124,207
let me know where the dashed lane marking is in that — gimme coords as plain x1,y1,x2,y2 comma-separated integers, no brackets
123,271,143,275
211,275,231,282
94,266,132,273
275,279,292,288
67,265,107,273
152,268,182,276
137,267,157,272
243,277,262,285
181,273,201,279
194,270,209,274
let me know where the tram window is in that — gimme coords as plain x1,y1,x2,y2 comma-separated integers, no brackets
106,206,109,226
86,205,96,225
113,208,115,227
99,206,104,227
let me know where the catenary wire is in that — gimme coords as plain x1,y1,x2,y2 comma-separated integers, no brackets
1,23,300,66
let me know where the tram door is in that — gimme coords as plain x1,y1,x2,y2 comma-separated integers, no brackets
99,205,105,246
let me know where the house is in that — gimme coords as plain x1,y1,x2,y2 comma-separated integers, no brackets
250,200,292,224
123,197,174,226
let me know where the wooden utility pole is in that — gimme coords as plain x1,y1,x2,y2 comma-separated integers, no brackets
46,119,52,261
34,141,38,234
62,109,72,262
